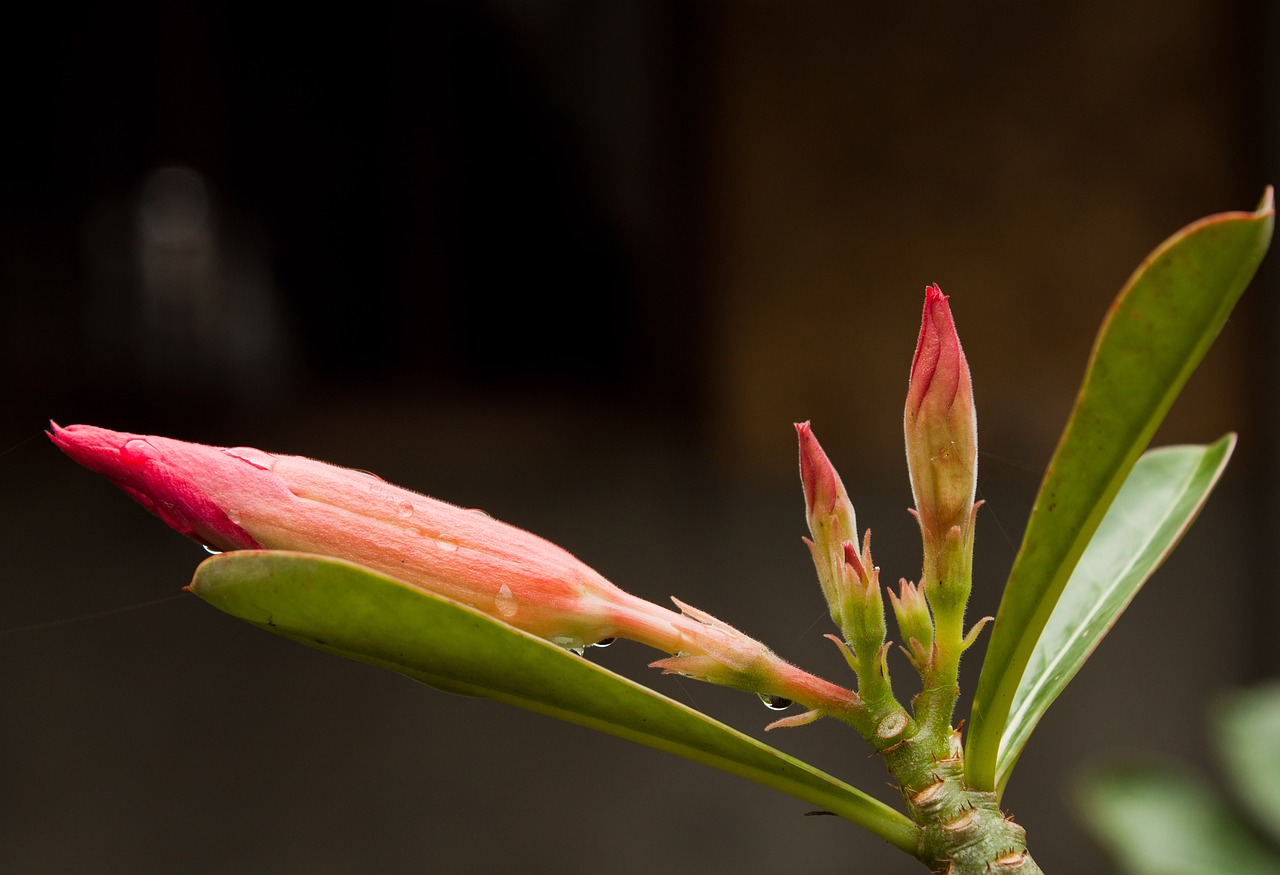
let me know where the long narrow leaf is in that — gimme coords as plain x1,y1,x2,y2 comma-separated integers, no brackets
996,435,1235,793
188,551,919,852
967,191,1273,792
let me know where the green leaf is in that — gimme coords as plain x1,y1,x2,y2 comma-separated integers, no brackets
967,190,1274,792
188,551,919,853
1077,762,1280,875
995,436,1235,794
1214,683,1280,844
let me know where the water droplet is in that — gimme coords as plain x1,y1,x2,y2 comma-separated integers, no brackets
550,635,585,655
224,447,276,471
121,438,157,467
202,544,222,555
434,535,459,552
589,637,617,649
397,501,414,519
759,693,793,711
467,507,492,518
494,584,518,619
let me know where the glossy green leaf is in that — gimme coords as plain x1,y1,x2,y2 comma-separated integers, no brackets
189,551,919,853
967,191,1274,792
996,435,1235,794
1077,762,1280,875
1214,683,1280,844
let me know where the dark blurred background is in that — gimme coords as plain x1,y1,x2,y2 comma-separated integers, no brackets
3,2,1278,872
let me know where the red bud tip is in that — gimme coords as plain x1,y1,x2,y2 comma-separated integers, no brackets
842,540,866,580
906,284,965,420
795,421,856,534
49,423,261,551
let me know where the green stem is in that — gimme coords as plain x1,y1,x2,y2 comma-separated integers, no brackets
884,728,1043,873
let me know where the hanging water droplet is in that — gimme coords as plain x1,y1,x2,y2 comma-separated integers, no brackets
494,584,518,619
589,637,617,649
434,535,459,552
202,544,222,555
397,501,414,519
224,447,276,471
550,635,585,655
759,693,793,711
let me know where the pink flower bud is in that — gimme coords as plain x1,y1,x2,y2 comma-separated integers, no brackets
797,421,857,541
795,424,888,666
50,423,665,650
796,423,859,623
904,285,977,543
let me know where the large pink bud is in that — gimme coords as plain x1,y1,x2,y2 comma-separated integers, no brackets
49,423,672,651
904,284,977,545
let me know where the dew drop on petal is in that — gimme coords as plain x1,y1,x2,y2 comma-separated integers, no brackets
434,534,459,552
121,438,157,468
494,584,518,619
397,501,414,519
759,693,794,711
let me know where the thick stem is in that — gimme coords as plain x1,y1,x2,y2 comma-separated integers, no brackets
882,729,1042,874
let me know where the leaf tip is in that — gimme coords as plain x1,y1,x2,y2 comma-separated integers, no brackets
1258,185,1275,217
